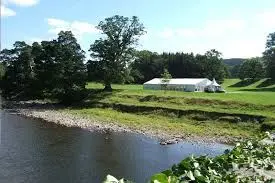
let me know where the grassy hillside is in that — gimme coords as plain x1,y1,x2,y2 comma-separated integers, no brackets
65,79,275,143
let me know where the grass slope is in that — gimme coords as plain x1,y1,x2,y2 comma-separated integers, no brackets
66,79,275,142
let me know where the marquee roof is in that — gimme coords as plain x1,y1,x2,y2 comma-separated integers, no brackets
144,78,210,85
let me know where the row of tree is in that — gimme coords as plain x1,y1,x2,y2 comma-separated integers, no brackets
0,31,87,103
0,15,145,102
87,49,227,84
1,15,275,103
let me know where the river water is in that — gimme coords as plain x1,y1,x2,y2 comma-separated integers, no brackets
0,111,231,183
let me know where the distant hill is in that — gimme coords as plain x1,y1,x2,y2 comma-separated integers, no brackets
223,58,246,67
223,58,246,78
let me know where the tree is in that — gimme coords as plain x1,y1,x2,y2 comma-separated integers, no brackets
51,31,87,103
1,31,86,103
167,52,197,78
130,50,164,84
263,32,275,80
201,49,226,82
229,64,241,78
238,57,265,81
161,69,172,91
89,15,146,91
86,60,103,82
129,50,227,84
0,42,34,98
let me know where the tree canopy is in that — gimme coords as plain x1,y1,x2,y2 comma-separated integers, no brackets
238,57,265,81
89,15,146,90
0,31,86,103
129,49,226,84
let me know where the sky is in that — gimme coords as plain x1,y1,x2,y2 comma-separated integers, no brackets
1,0,275,58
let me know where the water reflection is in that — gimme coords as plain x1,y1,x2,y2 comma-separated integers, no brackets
0,111,231,183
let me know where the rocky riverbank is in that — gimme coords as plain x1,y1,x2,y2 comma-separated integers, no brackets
3,100,237,145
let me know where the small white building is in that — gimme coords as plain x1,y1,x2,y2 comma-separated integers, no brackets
143,78,212,92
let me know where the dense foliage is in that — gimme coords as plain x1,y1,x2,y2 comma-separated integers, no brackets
0,31,86,103
223,58,245,78
0,42,34,98
105,133,275,183
238,57,265,80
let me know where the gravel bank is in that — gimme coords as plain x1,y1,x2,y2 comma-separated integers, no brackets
3,100,236,145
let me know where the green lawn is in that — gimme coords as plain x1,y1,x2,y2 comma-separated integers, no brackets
65,79,275,142
86,79,275,106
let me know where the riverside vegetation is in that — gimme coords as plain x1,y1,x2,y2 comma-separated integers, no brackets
104,132,275,183
64,78,275,144
1,14,275,183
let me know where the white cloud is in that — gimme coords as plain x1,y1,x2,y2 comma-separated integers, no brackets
1,5,16,17
47,18,99,38
151,16,273,58
48,18,70,28
2,0,39,7
220,39,265,58
158,19,245,39
1,0,39,18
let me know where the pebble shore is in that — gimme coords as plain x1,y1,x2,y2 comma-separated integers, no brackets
3,100,236,145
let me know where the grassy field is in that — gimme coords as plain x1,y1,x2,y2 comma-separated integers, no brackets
86,78,275,105
66,79,275,142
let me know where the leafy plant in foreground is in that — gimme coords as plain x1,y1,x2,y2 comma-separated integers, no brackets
105,133,275,183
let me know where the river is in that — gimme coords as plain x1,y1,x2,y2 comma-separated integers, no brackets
0,110,231,183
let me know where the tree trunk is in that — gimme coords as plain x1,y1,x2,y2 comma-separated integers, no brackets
103,83,112,91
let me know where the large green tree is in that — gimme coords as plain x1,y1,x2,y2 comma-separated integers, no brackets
89,15,146,90
55,31,87,100
1,31,86,103
32,40,59,96
0,42,34,98
238,57,265,81
263,32,275,80
33,31,87,103
199,49,226,82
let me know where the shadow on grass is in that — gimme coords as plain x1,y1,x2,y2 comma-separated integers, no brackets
256,79,275,88
3,88,123,110
240,87,275,92
229,79,260,87
69,88,123,109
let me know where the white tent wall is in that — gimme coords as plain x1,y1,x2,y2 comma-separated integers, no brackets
196,79,211,91
143,84,161,90
143,78,212,92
